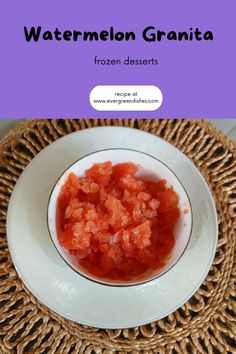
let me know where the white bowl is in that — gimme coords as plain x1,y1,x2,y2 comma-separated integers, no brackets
47,148,192,286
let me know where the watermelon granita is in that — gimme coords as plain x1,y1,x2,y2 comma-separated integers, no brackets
57,161,180,281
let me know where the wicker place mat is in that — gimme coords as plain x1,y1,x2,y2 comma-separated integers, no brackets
0,119,235,353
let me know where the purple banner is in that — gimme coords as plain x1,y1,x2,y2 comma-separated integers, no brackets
0,0,235,118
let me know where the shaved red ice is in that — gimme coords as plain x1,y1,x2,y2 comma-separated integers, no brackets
57,161,180,281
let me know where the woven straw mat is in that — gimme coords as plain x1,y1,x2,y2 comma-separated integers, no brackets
0,119,235,354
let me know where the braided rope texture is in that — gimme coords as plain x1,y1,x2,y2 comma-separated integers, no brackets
0,119,235,353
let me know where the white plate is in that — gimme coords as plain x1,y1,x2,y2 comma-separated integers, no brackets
7,127,218,329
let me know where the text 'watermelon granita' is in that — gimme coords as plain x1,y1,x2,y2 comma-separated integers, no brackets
57,161,180,281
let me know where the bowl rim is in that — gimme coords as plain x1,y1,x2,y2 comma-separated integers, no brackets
47,148,193,287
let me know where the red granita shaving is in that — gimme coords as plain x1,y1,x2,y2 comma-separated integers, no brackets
57,161,180,281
